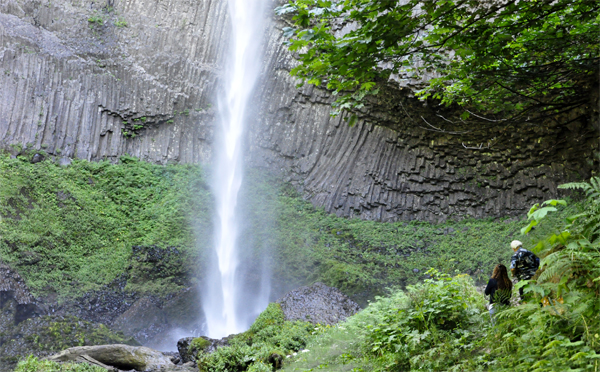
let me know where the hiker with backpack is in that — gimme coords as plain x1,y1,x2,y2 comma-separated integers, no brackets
509,240,540,301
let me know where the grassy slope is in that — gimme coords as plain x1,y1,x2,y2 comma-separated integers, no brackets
0,154,569,304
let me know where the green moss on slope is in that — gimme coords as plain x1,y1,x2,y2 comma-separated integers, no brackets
0,154,212,298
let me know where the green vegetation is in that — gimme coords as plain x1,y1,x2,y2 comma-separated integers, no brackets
19,316,138,353
276,0,599,125
0,154,211,298
15,356,105,372
115,18,128,28
241,171,566,304
197,304,314,372
2,153,596,371
1,153,572,304
284,272,487,371
87,13,105,31
282,177,600,372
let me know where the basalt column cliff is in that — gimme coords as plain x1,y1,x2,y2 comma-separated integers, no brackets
1,0,598,222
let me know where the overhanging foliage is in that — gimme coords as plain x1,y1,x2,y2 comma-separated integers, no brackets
276,0,599,127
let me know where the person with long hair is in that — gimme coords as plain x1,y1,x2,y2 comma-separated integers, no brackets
485,264,513,323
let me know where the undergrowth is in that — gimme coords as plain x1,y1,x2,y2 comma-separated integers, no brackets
282,177,600,372
0,154,575,306
197,303,315,372
242,171,571,304
14,356,105,372
0,154,211,298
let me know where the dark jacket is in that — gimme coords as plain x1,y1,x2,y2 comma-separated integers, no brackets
485,278,511,306
510,248,540,280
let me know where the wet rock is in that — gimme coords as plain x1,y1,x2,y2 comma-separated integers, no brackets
112,297,166,344
112,287,204,349
0,264,35,305
64,275,137,326
58,157,72,167
176,337,194,363
0,264,41,325
30,153,45,163
276,282,361,325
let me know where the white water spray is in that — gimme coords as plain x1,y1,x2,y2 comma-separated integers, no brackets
203,0,267,338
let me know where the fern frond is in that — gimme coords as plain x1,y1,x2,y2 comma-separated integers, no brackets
589,177,600,193
558,181,592,191
538,248,599,283
538,261,569,282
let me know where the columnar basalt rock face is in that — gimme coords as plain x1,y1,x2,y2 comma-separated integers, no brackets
249,81,598,221
0,0,225,163
247,12,598,221
0,0,598,222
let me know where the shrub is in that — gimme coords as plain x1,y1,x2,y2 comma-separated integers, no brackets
366,271,486,371
197,343,268,372
487,177,600,371
198,304,314,371
248,303,285,334
247,361,272,372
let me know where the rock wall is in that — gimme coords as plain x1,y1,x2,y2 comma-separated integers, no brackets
0,0,598,221
0,0,226,163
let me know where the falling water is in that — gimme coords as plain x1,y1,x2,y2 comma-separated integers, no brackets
202,0,267,338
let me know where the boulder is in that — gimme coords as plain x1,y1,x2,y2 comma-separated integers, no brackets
176,337,194,364
176,336,229,363
276,282,361,325
31,153,45,163
47,344,181,371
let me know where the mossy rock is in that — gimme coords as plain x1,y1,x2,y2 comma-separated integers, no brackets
267,350,285,369
189,337,211,354
249,303,285,333
177,336,229,364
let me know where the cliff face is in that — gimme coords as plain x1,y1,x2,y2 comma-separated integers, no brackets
0,0,226,163
1,0,598,222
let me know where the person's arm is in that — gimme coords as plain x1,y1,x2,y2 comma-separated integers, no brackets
485,279,495,296
510,253,518,276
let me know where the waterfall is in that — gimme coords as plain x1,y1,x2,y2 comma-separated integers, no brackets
202,0,267,338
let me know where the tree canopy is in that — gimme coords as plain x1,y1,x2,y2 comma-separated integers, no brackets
276,0,599,127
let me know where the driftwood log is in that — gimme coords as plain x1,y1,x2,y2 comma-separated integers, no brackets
48,344,177,371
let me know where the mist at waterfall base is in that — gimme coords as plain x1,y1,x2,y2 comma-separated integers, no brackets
201,0,270,339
